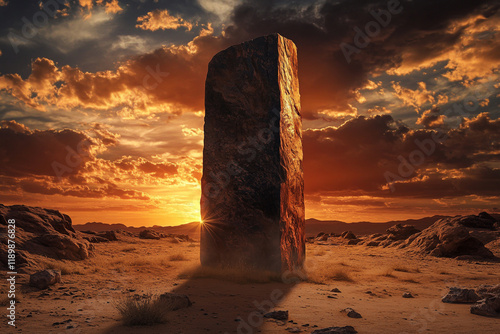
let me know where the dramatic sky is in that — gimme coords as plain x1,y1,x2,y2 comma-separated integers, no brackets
0,0,499,226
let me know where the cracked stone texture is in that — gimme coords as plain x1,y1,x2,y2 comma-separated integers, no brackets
201,34,305,272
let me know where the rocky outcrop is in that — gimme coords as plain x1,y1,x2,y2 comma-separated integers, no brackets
404,215,495,258
139,229,161,240
201,34,305,272
29,269,61,289
386,224,420,240
471,297,500,317
0,205,94,270
442,287,481,303
442,285,500,318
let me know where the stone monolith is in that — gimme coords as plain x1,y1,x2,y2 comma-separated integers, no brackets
201,34,305,273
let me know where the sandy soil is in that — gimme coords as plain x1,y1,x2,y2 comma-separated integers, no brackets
1,236,499,334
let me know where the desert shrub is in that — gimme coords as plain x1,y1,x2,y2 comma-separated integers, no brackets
116,294,173,326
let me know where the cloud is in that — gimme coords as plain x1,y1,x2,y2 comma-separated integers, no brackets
416,107,445,128
303,112,500,198
104,0,123,14
0,120,187,200
1,0,499,121
136,9,194,31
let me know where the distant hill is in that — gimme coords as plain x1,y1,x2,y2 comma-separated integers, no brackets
74,221,201,238
75,213,499,239
305,215,451,237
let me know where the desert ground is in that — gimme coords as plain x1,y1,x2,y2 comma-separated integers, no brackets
1,233,499,334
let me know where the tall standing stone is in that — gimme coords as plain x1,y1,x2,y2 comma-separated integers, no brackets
201,34,304,273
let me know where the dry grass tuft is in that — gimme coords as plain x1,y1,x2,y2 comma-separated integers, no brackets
39,258,84,275
306,265,355,284
380,268,396,277
116,294,173,326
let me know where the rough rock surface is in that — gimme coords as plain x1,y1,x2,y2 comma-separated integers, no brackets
29,269,61,289
0,205,94,270
386,224,420,240
311,326,357,334
471,297,500,317
404,215,495,258
139,229,161,240
341,231,357,240
442,287,481,304
264,310,289,321
201,34,305,272
340,307,362,318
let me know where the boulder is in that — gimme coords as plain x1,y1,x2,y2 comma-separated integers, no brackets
98,230,118,241
341,231,356,240
442,287,481,304
312,326,357,334
458,213,496,229
386,224,420,240
404,216,494,258
340,308,362,318
29,269,61,289
139,229,161,240
0,205,94,269
264,310,289,321
200,34,305,272
470,297,500,317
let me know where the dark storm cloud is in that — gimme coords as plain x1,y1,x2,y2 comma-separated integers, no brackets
222,0,500,118
303,112,500,198
2,0,499,118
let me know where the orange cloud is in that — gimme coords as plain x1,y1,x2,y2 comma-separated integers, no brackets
136,9,193,31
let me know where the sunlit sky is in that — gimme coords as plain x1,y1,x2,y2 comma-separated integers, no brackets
0,0,499,226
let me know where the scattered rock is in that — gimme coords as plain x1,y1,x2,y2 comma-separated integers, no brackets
470,297,500,317
340,308,362,318
442,287,481,304
402,292,414,298
331,288,342,293
30,270,61,290
311,326,357,334
347,239,361,245
159,293,192,310
264,310,289,321
366,241,379,247
139,229,161,240
286,327,302,333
